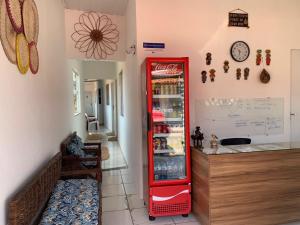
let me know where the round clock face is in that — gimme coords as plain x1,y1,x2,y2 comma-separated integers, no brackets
230,41,250,62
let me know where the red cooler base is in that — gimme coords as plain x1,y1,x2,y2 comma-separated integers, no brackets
149,184,191,217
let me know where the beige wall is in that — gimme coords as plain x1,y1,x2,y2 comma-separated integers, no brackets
136,0,300,144
0,0,72,224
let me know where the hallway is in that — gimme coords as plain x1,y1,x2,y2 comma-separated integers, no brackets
102,141,127,170
102,169,200,225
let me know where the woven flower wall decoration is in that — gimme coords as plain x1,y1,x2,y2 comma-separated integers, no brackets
71,12,120,60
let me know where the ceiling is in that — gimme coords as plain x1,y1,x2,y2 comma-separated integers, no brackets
64,0,128,16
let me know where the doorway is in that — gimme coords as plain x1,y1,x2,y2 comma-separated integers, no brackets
290,49,300,142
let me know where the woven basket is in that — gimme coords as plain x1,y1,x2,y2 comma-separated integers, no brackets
5,0,23,33
29,41,38,74
0,0,16,64
16,33,29,74
22,0,39,43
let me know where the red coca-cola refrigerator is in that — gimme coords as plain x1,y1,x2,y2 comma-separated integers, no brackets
142,57,191,220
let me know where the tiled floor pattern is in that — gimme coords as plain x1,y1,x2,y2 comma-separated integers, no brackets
102,169,201,225
102,169,300,225
102,141,127,170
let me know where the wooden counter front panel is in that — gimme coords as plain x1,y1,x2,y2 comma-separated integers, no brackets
192,149,300,225
192,150,210,225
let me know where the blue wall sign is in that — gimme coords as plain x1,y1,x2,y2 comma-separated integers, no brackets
143,42,165,49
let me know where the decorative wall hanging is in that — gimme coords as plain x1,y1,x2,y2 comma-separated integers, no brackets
230,41,250,62
228,8,249,28
244,67,250,80
16,33,29,74
265,49,271,65
5,0,23,33
223,60,229,73
71,12,120,60
22,0,39,43
29,42,39,74
260,69,271,84
256,49,262,65
201,71,207,83
0,0,16,64
206,52,212,65
236,68,242,80
209,69,216,82
0,0,39,74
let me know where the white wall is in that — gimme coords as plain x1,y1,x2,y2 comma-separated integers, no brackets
116,0,143,194
136,0,300,144
67,59,87,139
65,9,126,61
82,61,118,80
0,0,72,224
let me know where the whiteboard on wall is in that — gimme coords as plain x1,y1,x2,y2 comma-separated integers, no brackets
195,98,284,137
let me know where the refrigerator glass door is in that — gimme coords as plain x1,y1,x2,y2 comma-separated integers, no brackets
151,62,187,181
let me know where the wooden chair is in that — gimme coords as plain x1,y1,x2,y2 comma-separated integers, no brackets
60,132,102,181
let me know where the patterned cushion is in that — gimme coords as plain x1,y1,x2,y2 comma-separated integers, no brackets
67,142,86,158
72,135,84,149
39,179,99,225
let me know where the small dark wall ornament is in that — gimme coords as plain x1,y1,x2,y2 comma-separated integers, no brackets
244,67,250,80
266,49,271,65
228,9,249,28
206,52,212,65
256,49,262,65
236,68,242,80
191,126,204,148
260,69,271,83
201,71,207,83
209,69,216,82
223,60,230,73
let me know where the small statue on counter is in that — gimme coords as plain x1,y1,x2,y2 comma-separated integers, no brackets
210,134,218,149
191,126,204,148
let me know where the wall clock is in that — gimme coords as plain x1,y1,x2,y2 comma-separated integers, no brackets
230,41,250,62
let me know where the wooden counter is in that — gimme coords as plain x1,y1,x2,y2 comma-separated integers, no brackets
191,147,300,225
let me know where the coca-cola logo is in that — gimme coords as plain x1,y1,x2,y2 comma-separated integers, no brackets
155,64,178,71
153,64,182,75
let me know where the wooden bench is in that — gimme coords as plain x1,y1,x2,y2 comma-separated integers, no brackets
60,132,102,181
8,152,102,225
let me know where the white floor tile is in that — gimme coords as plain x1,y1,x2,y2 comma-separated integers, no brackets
102,196,128,212
131,208,174,225
102,175,122,186
172,213,197,224
122,174,135,184
103,170,121,177
128,194,145,210
103,210,133,225
124,183,138,195
102,184,125,197
121,168,130,175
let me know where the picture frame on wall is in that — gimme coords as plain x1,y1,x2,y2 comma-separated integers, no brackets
72,70,81,115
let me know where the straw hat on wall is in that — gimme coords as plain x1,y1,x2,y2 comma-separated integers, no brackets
0,0,16,64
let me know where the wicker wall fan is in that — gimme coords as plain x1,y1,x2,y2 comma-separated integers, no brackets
71,12,120,60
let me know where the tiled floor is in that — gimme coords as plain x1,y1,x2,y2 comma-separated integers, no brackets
102,141,127,170
102,169,300,225
102,168,201,225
